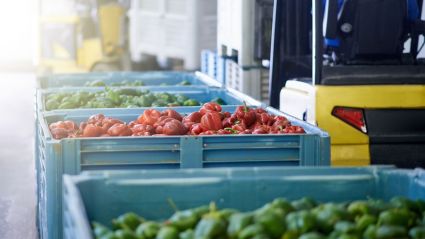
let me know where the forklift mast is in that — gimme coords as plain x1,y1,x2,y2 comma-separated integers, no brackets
269,0,313,108
269,0,425,108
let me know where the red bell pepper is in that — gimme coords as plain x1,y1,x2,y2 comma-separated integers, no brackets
107,123,133,136
162,109,183,121
235,104,256,127
200,102,222,115
190,123,206,135
82,124,104,137
162,119,187,135
131,124,155,136
201,112,223,131
87,114,105,125
137,109,161,125
182,112,202,129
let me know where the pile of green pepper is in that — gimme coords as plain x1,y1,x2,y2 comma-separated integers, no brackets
84,80,192,87
92,197,425,239
45,88,226,110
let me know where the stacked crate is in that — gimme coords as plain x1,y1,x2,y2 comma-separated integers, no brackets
216,0,273,103
35,71,330,239
128,0,217,70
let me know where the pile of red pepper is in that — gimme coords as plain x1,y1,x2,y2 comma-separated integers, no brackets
49,102,305,139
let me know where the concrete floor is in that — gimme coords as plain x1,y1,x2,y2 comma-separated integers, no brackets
0,73,37,238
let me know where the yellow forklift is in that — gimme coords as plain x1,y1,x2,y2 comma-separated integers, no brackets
38,0,130,74
269,0,425,167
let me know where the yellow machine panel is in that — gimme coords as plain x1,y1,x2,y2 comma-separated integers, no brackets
316,85,425,166
77,38,103,69
38,3,127,73
99,4,125,56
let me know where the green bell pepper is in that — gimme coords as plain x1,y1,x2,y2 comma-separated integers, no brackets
255,208,286,238
291,197,317,211
218,209,238,220
112,212,144,231
115,89,142,97
176,94,189,103
367,199,390,215
114,229,138,239
93,222,112,238
363,225,377,239
132,80,144,86
313,203,351,233
281,230,300,239
156,226,179,239
135,221,160,239
168,209,199,231
376,225,407,239
58,101,79,109
334,221,358,234
336,234,361,239
194,203,227,239
167,102,180,107
183,99,200,106
152,99,168,107
348,201,372,217
285,210,317,234
390,197,423,217
378,208,415,227
211,97,226,105
179,229,194,239
137,95,154,107
270,198,295,214
327,231,342,239
45,99,60,111
227,213,253,238
87,80,106,87
178,80,191,86
99,232,119,239
409,226,425,239
238,224,265,239
355,214,377,232
194,216,227,239
298,232,326,239
192,205,210,218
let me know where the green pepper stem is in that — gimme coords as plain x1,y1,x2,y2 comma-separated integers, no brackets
209,202,217,213
167,198,179,212
224,128,239,134
243,101,248,113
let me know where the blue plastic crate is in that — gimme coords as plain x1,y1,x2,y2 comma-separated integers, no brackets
201,50,226,85
62,166,425,239
37,86,249,113
37,71,220,89
34,118,41,236
201,50,218,79
216,56,227,85
36,106,329,239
